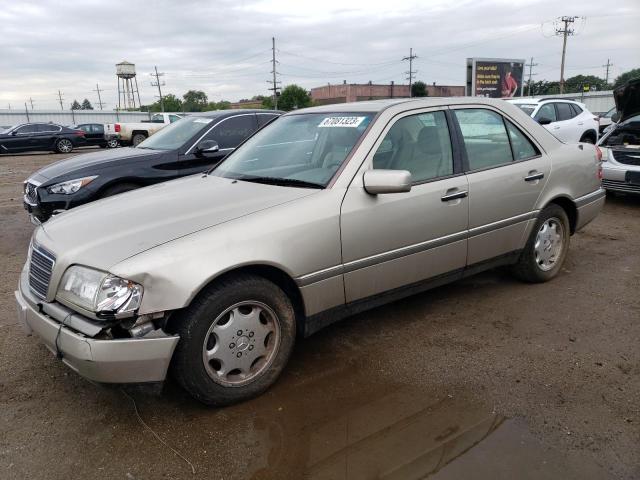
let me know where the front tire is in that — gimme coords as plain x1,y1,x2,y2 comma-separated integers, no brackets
512,204,570,283
106,138,119,148
171,275,296,406
55,138,74,153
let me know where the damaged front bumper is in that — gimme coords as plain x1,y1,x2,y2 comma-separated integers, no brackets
15,269,179,384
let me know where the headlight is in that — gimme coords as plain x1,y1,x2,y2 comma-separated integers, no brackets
47,176,97,195
56,265,143,317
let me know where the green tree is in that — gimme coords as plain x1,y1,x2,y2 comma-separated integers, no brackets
142,94,183,112
411,81,428,97
182,90,208,112
81,98,93,110
273,85,311,111
527,80,560,96
206,100,231,110
70,99,81,110
563,75,608,93
613,68,640,89
262,96,276,109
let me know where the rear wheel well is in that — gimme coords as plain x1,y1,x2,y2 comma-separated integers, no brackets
547,197,577,234
171,265,306,336
131,130,148,137
579,129,597,143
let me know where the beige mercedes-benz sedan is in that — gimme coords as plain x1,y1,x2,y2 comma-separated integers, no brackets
15,97,605,405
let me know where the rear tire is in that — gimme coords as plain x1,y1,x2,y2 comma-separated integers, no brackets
99,182,139,198
170,275,296,406
55,138,74,153
511,204,570,283
106,138,119,148
131,133,147,147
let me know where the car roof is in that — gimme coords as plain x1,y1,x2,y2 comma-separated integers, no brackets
508,98,583,106
287,97,514,115
189,109,282,119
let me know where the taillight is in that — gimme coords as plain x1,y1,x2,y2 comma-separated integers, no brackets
593,116,599,122
595,146,603,162
74,130,85,136
114,123,121,133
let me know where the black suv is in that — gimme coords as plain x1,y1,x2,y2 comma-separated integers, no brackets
23,110,281,221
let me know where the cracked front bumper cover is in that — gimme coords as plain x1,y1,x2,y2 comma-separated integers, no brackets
15,270,179,384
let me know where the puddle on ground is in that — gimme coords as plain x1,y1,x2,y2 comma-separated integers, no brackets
139,350,612,480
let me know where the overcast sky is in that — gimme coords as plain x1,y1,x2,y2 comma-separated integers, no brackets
1,0,638,110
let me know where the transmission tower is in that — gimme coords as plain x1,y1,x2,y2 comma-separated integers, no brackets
525,57,538,96
94,84,106,110
150,66,165,112
603,59,613,85
57,90,64,110
267,37,281,109
402,48,418,97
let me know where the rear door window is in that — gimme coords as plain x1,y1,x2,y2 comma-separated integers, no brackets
556,103,574,121
534,104,557,123
454,109,513,170
570,104,583,116
505,120,539,160
211,115,257,149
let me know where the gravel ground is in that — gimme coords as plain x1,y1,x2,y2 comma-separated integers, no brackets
0,151,638,479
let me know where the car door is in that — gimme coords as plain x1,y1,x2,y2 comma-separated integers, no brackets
7,124,38,151
554,102,580,143
451,107,550,266
179,114,258,176
340,109,469,303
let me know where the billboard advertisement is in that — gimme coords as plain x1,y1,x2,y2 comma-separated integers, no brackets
466,58,525,98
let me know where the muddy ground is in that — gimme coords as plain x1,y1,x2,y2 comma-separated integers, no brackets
0,151,638,480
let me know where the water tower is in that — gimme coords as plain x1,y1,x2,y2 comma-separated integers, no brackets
116,61,142,110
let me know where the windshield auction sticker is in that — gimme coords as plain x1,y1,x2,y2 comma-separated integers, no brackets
318,116,366,128
193,118,213,124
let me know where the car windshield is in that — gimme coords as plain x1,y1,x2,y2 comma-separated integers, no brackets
137,116,214,151
513,104,537,116
212,112,373,188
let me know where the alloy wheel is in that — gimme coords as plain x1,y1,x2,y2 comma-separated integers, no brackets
534,217,564,271
202,301,281,386
58,139,73,153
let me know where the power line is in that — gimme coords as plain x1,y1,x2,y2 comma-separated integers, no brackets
402,48,417,97
278,49,398,67
525,57,538,96
57,90,64,110
555,16,580,93
150,66,165,112
603,58,613,84
94,84,106,110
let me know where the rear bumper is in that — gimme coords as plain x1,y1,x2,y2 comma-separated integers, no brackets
15,270,179,384
575,188,606,231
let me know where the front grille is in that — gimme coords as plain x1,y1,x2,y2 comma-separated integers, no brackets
602,179,640,194
612,150,640,166
29,244,55,300
24,182,38,204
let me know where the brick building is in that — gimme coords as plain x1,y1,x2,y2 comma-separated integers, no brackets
310,81,465,105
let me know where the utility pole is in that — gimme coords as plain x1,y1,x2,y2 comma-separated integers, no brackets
57,90,64,110
29,97,34,110
525,57,538,96
150,66,165,112
268,37,281,110
555,16,578,94
402,48,418,97
94,84,106,110
603,58,613,85
24,102,30,122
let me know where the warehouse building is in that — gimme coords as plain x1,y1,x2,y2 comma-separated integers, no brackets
310,81,465,105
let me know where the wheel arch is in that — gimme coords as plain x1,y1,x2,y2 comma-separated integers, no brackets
543,195,577,234
172,263,307,337
579,129,598,143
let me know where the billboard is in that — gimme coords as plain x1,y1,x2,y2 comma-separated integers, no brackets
466,58,525,98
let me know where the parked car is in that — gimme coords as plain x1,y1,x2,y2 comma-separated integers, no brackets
23,110,281,222
598,106,617,134
0,123,85,154
105,112,184,146
72,123,119,149
15,97,604,405
507,98,599,144
599,78,640,195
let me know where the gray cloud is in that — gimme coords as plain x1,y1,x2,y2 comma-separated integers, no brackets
1,0,638,109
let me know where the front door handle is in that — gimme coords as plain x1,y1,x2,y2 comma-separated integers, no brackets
524,172,544,182
441,190,468,202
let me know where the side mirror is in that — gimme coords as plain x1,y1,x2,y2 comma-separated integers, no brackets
11,130,18,136
611,112,621,123
537,117,553,125
363,170,412,195
196,140,219,155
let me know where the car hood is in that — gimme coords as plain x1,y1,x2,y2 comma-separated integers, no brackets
28,147,163,182
36,174,316,270
614,78,640,123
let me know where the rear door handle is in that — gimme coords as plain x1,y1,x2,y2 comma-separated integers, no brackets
525,172,544,182
441,190,468,202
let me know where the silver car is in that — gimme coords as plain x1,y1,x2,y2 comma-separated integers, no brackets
15,97,605,405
